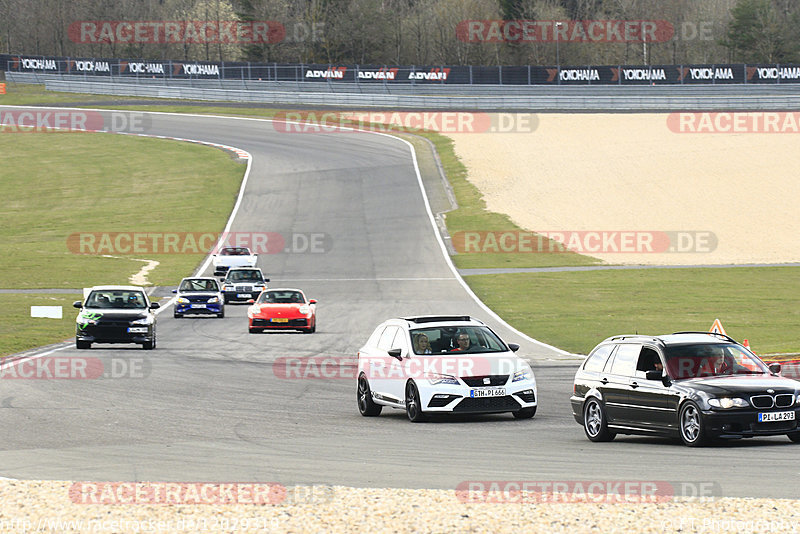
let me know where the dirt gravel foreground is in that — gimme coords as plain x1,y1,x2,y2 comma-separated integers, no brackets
448,112,800,265
2,481,799,533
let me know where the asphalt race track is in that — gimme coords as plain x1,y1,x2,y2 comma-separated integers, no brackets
2,108,799,499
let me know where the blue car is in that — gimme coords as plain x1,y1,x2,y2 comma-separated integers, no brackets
173,277,225,318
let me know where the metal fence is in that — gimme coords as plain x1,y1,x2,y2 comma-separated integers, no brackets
28,78,800,111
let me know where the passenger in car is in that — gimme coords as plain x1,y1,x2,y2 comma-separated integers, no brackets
414,333,432,354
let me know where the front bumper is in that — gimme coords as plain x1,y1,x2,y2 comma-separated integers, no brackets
76,323,154,344
223,290,262,302
250,317,311,330
702,407,800,438
175,302,223,315
420,381,537,414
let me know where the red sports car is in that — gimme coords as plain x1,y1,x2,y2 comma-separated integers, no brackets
247,288,317,334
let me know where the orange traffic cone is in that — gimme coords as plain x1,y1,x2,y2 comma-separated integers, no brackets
743,339,754,353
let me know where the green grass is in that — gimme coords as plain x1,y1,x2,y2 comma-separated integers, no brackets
0,294,80,357
0,133,245,289
466,266,800,355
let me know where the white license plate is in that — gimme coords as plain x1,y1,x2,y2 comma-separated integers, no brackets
470,388,506,398
236,293,250,298
758,411,795,422
190,304,206,309
127,327,147,333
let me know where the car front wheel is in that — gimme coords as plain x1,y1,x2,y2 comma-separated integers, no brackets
512,407,536,419
405,381,427,422
679,401,708,447
357,374,382,416
583,398,615,442
76,340,91,350
787,432,800,443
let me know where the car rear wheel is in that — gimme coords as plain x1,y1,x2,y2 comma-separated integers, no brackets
357,374,382,416
583,398,615,442
512,407,536,419
679,401,708,447
788,432,800,443
405,381,427,422
76,340,91,350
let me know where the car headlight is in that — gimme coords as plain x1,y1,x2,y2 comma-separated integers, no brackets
428,373,459,385
176,297,189,304
298,305,311,315
708,397,749,409
130,316,153,326
76,315,98,326
513,367,533,383
207,296,220,304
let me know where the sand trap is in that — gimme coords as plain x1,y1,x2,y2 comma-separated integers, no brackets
448,113,800,265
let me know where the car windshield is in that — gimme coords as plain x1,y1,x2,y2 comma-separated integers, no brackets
220,247,249,256
257,291,304,304
86,290,147,309
410,326,507,355
180,279,218,292
665,343,769,379
227,270,262,282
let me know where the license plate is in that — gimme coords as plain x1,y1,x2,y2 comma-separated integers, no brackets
191,304,206,309
470,388,506,398
758,411,795,422
127,327,147,333
237,293,250,298
270,318,289,323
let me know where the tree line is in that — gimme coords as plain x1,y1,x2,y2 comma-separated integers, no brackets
1,0,797,66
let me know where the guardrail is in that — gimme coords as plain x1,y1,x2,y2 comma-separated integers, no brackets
20,76,800,111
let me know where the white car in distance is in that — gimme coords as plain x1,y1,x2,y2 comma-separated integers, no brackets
212,246,258,276
356,316,537,422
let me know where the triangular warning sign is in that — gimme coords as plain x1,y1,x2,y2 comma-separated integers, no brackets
709,318,727,336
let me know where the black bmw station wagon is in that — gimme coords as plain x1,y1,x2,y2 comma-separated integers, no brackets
571,332,800,446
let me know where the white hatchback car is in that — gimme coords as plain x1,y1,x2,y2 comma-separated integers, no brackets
356,316,537,422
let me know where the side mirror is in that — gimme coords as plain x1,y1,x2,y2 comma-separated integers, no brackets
645,370,663,381
149,302,160,309
309,299,317,304
172,289,177,294
387,348,403,361
73,301,83,309
769,362,782,375
247,299,255,304
508,343,520,352
264,278,270,283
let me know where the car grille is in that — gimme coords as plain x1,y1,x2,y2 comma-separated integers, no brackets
235,286,252,292
453,395,521,413
461,375,509,387
427,394,461,408
751,394,795,409
252,318,307,327
186,296,213,303
516,390,536,403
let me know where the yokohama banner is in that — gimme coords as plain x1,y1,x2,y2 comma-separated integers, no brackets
2,54,796,85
